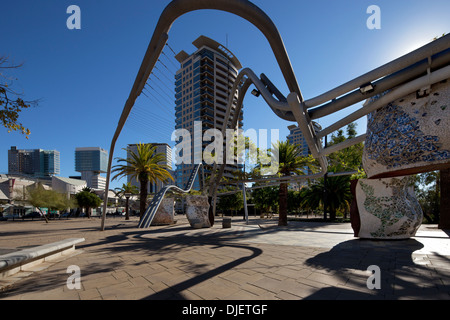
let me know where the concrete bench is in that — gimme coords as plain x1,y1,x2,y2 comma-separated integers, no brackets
0,238,85,279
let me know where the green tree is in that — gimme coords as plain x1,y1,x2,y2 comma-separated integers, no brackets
26,184,75,222
114,182,138,220
217,191,244,216
111,143,174,220
321,123,364,220
414,171,440,223
273,140,316,226
75,190,102,218
327,123,364,172
300,175,352,220
252,186,279,218
287,190,302,215
0,56,38,139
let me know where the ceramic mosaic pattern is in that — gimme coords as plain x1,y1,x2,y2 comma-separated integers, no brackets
356,176,423,239
363,80,450,178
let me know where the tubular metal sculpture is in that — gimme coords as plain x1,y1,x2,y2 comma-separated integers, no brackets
101,0,450,239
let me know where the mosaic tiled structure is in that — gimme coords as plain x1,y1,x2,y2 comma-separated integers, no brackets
363,80,450,179
352,79,450,239
355,176,423,239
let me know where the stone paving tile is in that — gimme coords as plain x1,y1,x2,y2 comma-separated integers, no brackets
0,216,449,300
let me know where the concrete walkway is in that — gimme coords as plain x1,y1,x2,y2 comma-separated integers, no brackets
0,215,449,300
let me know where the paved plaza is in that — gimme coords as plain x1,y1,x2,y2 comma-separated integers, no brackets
0,215,449,300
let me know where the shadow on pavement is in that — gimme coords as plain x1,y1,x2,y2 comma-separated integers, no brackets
304,238,450,299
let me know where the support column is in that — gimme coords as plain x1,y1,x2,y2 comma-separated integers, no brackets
439,168,450,229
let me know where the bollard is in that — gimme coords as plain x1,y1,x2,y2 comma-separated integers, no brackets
222,217,231,228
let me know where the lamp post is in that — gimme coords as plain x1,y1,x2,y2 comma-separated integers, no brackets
124,192,131,220
323,135,328,221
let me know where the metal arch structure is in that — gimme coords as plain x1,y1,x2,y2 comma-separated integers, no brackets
100,0,305,230
137,163,203,228
101,0,450,230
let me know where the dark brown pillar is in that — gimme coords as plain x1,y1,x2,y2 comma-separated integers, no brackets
439,168,450,229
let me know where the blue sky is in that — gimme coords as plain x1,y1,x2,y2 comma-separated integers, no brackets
1,0,449,189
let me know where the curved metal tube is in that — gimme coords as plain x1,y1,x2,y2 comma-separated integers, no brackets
138,163,203,228
101,0,302,230
305,34,450,109
207,68,327,219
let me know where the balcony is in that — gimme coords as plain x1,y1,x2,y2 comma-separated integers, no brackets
200,75,214,85
200,96,214,105
202,119,215,128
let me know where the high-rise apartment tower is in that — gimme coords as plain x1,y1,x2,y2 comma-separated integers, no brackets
174,35,244,189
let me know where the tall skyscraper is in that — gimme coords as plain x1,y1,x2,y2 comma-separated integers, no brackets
174,35,243,189
75,147,108,189
126,143,173,193
8,146,60,178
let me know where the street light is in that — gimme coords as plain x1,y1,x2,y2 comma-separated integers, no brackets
124,192,131,220
251,89,261,97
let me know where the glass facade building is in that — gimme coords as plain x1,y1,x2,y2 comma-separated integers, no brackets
75,147,108,189
8,146,60,177
75,147,108,172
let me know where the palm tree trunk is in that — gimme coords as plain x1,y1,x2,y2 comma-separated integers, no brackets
125,197,130,220
329,208,336,221
139,176,148,221
278,181,288,226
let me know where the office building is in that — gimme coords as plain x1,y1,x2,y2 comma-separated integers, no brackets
8,146,60,178
75,147,108,189
287,122,322,156
286,123,322,190
174,35,243,189
127,143,173,193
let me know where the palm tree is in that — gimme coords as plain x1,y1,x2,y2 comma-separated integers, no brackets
273,140,316,226
114,182,138,220
301,175,352,220
111,143,174,220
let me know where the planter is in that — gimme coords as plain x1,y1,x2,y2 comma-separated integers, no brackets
362,79,450,179
151,198,176,226
185,195,211,228
353,176,423,239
